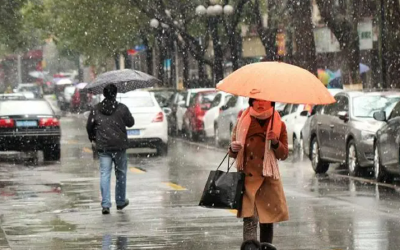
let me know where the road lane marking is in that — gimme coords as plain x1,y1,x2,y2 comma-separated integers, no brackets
82,147,93,153
67,140,79,144
164,182,187,191
228,209,237,215
129,167,145,174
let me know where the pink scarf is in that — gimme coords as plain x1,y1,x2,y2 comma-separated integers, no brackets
236,107,282,179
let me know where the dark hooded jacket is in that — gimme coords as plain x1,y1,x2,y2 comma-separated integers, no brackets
86,98,134,151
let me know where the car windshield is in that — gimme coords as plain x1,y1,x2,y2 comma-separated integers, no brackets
353,95,400,118
119,96,154,108
199,93,217,104
0,101,53,116
19,86,39,92
65,87,76,95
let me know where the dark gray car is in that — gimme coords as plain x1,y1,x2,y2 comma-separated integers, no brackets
308,91,400,175
373,101,400,181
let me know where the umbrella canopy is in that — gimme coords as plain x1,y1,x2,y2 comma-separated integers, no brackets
56,78,73,85
75,82,88,89
217,62,335,105
84,69,160,95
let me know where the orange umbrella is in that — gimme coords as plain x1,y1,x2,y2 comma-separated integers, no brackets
217,62,335,105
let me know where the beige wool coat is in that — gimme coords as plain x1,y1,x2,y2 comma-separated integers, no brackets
229,116,289,223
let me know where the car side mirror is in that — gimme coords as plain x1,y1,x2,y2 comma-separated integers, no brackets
300,110,309,117
278,111,285,117
221,105,229,111
338,111,349,121
373,111,387,122
163,107,172,116
178,100,186,108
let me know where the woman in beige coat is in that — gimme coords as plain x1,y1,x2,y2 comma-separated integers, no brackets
229,98,289,246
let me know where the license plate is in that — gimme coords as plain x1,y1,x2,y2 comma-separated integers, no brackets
16,121,38,127
127,129,140,136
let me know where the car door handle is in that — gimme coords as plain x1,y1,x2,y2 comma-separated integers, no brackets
330,125,335,128
317,122,322,125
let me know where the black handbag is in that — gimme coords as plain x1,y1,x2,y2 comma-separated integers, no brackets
199,153,245,210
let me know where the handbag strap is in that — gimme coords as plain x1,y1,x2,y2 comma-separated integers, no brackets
215,153,236,173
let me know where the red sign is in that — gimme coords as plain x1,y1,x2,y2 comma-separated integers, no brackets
127,49,137,55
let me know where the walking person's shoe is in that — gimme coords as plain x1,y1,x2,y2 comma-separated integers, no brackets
102,207,110,215
117,199,129,210
241,240,261,250
260,242,277,250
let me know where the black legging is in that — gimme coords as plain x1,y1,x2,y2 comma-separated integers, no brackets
260,223,273,243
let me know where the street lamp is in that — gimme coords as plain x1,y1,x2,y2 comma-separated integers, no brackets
150,19,160,29
196,4,234,17
195,2,234,82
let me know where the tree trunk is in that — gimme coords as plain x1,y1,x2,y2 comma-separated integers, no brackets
156,29,165,86
209,17,224,82
254,0,278,61
380,0,400,88
142,36,153,76
316,0,361,87
289,0,317,75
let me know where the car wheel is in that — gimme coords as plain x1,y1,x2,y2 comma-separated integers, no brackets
43,144,61,161
346,139,359,176
157,143,168,156
214,123,221,147
311,137,329,174
374,145,386,182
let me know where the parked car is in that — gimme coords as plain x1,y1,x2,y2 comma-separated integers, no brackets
302,89,344,158
0,93,26,100
280,103,313,151
305,91,400,175
147,88,177,108
283,89,343,152
0,99,61,161
176,88,215,134
373,101,400,181
183,90,218,141
215,96,249,146
203,91,232,139
15,83,43,99
166,91,184,135
113,91,170,155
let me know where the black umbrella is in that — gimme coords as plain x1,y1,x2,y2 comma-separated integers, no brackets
83,69,160,95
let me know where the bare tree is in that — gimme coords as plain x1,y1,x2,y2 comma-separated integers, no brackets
287,0,317,75
316,0,361,86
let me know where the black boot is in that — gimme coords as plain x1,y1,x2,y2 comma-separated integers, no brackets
260,242,277,250
241,240,261,250
117,199,129,210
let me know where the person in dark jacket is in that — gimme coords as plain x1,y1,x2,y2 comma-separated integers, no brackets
86,84,134,215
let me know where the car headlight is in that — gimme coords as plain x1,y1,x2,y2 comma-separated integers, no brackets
361,131,375,141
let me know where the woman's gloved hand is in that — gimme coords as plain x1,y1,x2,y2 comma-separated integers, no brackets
267,131,279,145
230,141,243,153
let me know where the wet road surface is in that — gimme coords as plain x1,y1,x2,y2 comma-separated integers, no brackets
1,114,400,250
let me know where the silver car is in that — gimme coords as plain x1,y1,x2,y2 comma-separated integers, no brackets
305,91,400,175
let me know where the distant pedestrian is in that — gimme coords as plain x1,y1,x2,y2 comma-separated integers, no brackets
86,84,134,214
229,98,289,246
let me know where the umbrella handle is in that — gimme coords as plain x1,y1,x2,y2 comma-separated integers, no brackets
268,103,276,150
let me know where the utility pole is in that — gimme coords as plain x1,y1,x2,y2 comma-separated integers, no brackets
17,55,22,84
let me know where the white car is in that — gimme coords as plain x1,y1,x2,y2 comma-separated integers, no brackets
118,91,170,155
89,91,170,155
203,91,232,139
175,88,215,133
281,103,313,151
215,96,249,146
